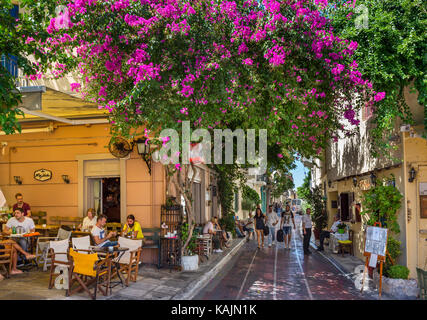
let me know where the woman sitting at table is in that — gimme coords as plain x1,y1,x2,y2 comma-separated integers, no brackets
78,208,97,232
122,215,145,242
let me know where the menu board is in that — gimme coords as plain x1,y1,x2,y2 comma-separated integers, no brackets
364,226,388,257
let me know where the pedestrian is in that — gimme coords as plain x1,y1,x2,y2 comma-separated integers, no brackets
302,208,313,255
280,204,296,249
242,213,255,242
254,207,266,249
266,205,279,247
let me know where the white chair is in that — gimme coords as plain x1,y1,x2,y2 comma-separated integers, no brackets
71,235,91,253
114,236,143,286
36,228,72,271
47,239,70,291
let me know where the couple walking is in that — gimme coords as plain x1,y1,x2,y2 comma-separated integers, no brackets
253,204,296,249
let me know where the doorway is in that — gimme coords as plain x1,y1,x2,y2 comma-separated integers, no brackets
87,177,121,223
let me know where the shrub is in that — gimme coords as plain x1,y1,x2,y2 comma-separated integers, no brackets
386,265,410,280
219,214,236,237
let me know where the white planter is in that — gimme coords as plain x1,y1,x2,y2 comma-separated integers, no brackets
181,255,199,271
373,270,418,299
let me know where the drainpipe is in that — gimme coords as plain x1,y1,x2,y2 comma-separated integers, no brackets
18,107,109,125
0,123,55,135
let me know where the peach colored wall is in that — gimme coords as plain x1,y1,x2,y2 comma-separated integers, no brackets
0,121,166,264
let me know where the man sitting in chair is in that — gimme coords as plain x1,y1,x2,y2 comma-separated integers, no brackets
4,208,36,253
317,214,341,252
91,214,118,247
122,214,145,243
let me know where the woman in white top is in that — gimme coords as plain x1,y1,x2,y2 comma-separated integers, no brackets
79,208,97,232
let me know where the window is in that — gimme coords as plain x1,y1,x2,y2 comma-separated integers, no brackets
1,5,19,78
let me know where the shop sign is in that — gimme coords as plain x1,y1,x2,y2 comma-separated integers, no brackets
359,179,371,190
34,169,52,182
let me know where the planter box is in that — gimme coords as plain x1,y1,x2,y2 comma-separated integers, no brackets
373,270,418,299
181,255,199,271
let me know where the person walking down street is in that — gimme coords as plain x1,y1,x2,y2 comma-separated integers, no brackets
280,205,296,249
302,208,313,255
266,205,279,247
254,208,266,249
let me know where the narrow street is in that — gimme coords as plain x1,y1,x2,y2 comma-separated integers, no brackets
195,217,374,300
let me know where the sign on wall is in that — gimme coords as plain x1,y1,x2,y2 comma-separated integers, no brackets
34,169,52,182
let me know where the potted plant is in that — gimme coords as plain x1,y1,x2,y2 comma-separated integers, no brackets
305,186,327,240
336,223,347,234
180,223,199,271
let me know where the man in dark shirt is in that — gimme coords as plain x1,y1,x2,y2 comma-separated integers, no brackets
12,193,31,217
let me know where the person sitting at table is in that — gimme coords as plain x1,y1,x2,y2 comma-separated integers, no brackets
12,193,31,217
242,212,255,242
203,217,222,253
91,214,118,247
122,214,145,242
4,208,36,253
0,238,36,277
213,216,230,248
234,216,245,238
78,208,97,232
317,214,341,251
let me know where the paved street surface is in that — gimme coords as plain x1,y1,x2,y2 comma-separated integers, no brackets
195,217,376,300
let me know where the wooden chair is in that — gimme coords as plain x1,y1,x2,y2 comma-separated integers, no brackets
338,230,354,256
36,227,72,271
196,234,212,263
68,248,111,300
106,223,122,234
141,228,161,268
113,237,142,286
0,245,14,278
71,236,92,253
31,211,47,225
47,239,70,292
417,267,427,300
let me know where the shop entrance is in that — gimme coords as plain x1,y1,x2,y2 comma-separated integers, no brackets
87,177,121,223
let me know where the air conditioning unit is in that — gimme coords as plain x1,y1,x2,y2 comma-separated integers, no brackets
400,124,411,132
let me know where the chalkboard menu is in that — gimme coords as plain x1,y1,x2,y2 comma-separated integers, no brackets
364,226,388,256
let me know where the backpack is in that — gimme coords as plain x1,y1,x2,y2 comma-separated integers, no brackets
277,229,284,242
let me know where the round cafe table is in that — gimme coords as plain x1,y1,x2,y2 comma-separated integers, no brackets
329,232,349,253
91,246,129,293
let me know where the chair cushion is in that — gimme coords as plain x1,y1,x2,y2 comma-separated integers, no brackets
338,240,352,244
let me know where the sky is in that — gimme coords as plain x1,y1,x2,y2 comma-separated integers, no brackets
290,160,309,190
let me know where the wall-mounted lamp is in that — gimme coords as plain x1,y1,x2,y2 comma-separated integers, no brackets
353,177,358,187
328,180,332,188
14,176,22,185
370,172,377,186
135,138,152,175
62,175,70,184
408,167,416,183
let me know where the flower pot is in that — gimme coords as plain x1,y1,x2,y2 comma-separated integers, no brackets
181,255,199,271
373,270,418,299
337,228,345,234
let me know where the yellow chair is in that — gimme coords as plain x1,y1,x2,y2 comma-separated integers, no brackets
338,230,354,256
68,248,111,299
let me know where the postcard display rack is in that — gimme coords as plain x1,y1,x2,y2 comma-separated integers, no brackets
160,205,183,269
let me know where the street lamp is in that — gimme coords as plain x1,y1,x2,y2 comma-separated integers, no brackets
353,177,358,187
13,176,22,185
62,175,70,184
328,180,332,188
135,138,152,175
408,167,416,183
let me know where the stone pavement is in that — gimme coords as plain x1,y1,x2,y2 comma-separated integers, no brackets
0,238,245,300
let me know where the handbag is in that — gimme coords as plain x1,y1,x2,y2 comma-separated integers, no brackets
263,226,269,236
277,229,284,242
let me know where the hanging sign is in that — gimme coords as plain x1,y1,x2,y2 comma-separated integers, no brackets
34,169,52,182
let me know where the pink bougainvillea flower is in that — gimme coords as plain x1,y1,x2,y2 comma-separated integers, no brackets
374,92,386,102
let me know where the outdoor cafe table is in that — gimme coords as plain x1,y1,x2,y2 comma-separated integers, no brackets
329,232,349,253
91,246,129,293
